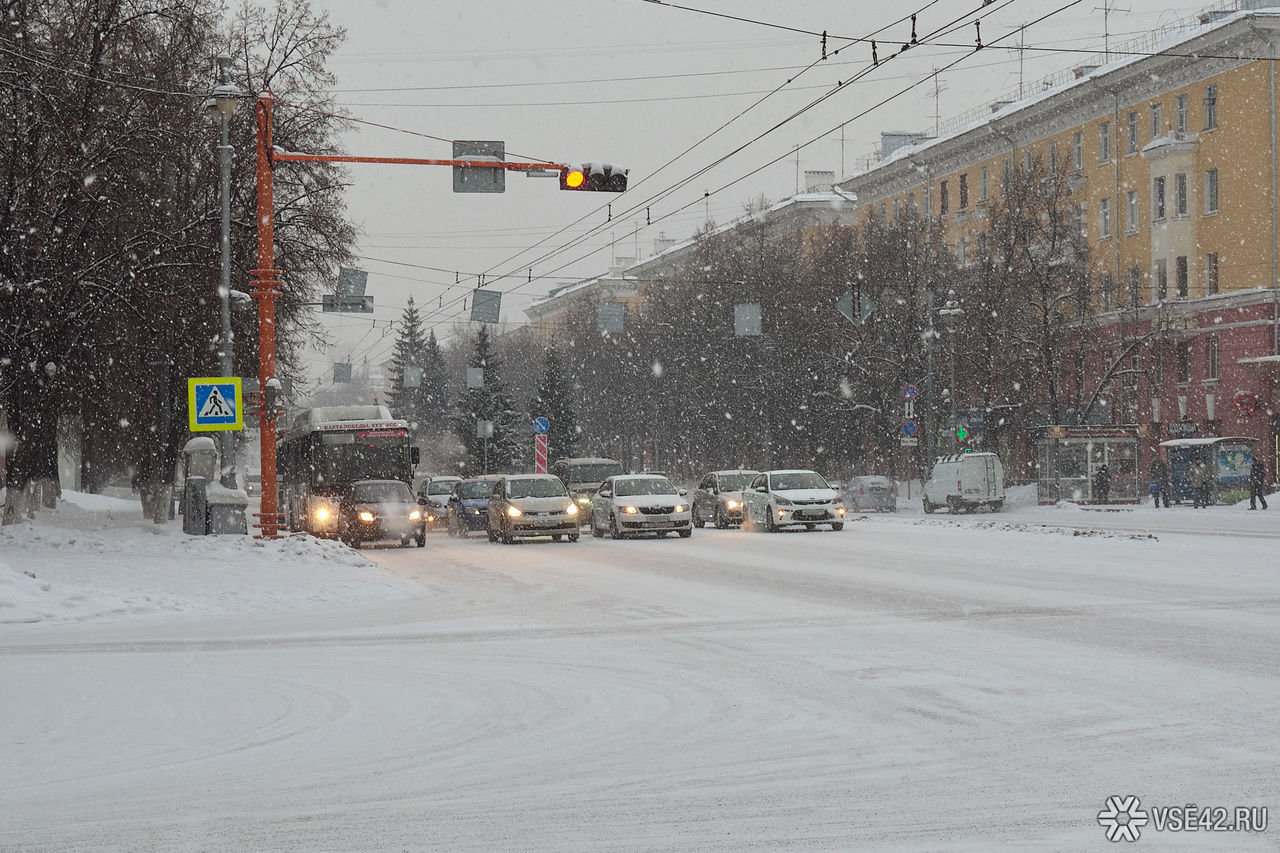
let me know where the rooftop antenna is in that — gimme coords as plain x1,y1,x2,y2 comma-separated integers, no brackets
1095,0,1130,62
929,68,947,138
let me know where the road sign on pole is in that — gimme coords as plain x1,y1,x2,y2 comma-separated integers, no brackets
902,384,919,400
188,377,243,432
534,433,549,473
901,420,918,437
532,416,551,434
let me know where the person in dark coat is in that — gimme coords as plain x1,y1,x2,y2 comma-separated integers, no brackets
1093,463,1111,504
1149,457,1171,508
1250,459,1269,510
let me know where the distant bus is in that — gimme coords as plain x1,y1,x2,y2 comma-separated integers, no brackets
278,405,419,536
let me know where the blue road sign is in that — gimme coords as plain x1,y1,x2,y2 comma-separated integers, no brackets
188,377,243,432
901,420,918,437
532,416,551,435
901,384,919,400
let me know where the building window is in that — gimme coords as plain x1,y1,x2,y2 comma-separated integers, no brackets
1126,111,1139,154
1072,131,1083,172
1002,158,1011,190
1204,84,1218,130
1175,172,1187,217
979,166,989,202
1128,267,1141,308
1150,102,1163,138
1176,255,1188,297
1048,142,1059,175
1177,342,1191,384
1099,196,1112,238
1208,336,1219,380
959,173,968,209
892,198,900,222
1126,190,1139,232
940,180,949,214
1175,94,1188,134
1073,202,1086,236
1076,277,1091,319
1153,176,1166,221
1101,273,1115,312
1204,168,1218,214
1205,252,1219,295
1155,258,1168,301
1098,121,1111,163
1023,150,1033,174
923,187,931,217
908,192,917,217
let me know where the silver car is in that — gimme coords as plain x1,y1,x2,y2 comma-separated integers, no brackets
590,474,692,539
486,474,581,543
740,469,846,532
691,469,759,528
845,475,897,512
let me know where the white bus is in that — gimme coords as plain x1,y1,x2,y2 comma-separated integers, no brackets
277,405,419,536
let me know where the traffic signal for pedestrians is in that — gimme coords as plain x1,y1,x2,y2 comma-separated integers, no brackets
559,162,628,192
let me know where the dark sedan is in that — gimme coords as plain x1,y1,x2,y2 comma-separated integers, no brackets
338,479,425,548
446,477,500,537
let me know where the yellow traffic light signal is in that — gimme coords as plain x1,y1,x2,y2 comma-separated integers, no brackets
559,162,627,192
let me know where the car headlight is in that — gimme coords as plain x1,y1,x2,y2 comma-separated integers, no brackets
409,510,421,520
566,503,579,515
725,499,739,509
774,495,794,506
577,496,590,504
359,511,375,522
507,506,523,518
470,508,482,515
314,507,330,522
624,505,639,514
837,506,846,516
674,504,685,513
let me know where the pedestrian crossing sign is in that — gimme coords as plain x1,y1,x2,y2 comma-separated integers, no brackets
188,377,243,432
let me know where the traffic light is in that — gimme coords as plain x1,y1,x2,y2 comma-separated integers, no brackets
559,162,628,192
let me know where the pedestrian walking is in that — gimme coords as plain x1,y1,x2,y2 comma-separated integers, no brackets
1093,463,1111,504
1249,458,1269,510
1149,457,1171,508
1189,458,1213,508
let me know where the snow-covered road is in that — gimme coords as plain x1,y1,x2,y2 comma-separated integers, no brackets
2,494,1277,851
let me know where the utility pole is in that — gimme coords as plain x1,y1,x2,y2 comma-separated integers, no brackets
209,53,242,490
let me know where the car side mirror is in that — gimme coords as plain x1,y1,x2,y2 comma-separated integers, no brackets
678,488,688,496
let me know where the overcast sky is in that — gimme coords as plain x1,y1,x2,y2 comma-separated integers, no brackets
300,0,1222,388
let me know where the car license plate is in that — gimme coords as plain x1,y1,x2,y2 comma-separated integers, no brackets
643,519,668,528
800,509,826,519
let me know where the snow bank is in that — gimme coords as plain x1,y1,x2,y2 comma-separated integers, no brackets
0,490,425,625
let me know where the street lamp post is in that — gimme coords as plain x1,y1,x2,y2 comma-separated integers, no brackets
207,53,242,488
939,289,964,453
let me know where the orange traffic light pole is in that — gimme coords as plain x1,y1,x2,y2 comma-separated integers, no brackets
251,91,573,538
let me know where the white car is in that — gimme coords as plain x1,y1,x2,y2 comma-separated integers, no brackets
740,469,846,532
590,474,693,539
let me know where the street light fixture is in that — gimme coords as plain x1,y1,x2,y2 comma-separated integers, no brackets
206,52,242,488
938,289,964,453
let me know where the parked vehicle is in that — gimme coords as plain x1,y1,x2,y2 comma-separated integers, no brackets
922,453,1004,513
550,457,626,527
845,475,897,513
486,474,581,543
243,471,262,498
416,475,462,532
590,473,692,539
336,479,425,548
446,477,500,537
691,469,759,528
740,470,846,532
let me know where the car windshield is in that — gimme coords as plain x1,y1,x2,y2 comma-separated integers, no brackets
427,480,457,495
507,478,567,499
613,477,676,496
353,482,413,502
771,472,829,491
459,482,492,500
568,462,624,484
717,473,754,491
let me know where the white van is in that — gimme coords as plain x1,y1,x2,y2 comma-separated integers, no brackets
923,452,1005,513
